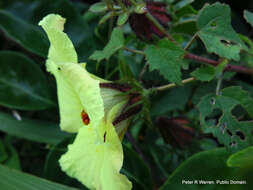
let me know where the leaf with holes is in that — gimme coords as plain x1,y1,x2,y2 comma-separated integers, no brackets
145,39,185,84
197,3,246,61
197,86,253,152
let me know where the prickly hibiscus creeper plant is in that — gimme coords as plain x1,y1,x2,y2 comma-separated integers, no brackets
39,14,142,190
36,0,253,189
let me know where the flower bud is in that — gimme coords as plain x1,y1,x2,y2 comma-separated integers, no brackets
129,2,170,40
156,117,195,148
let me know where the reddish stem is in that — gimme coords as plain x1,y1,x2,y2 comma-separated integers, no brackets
144,6,253,76
184,53,253,75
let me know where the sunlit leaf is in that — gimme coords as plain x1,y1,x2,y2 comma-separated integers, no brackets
161,148,252,189
227,146,253,168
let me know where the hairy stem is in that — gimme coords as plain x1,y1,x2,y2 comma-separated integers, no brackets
155,77,195,91
216,73,223,96
124,47,145,55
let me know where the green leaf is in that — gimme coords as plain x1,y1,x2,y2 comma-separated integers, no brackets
197,86,253,151
174,0,195,11
0,112,70,145
222,86,253,118
98,11,113,25
227,146,253,168
197,3,245,61
172,19,197,35
192,81,216,105
2,136,21,170
151,85,192,116
0,0,99,62
191,60,228,81
0,140,8,163
0,164,79,190
89,27,124,62
0,10,48,57
122,145,152,190
244,10,253,27
240,34,253,68
191,66,215,81
175,5,198,18
89,2,107,13
117,12,129,26
0,51,55,110
161,148,252,189
144,39,185,84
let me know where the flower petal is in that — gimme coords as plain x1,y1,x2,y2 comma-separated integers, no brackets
39,14,105,132
46,60,104,132
39,14,78,64
100,87,127,118
59,102,132,190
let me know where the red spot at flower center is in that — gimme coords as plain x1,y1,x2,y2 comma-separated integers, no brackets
81,110,90,125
